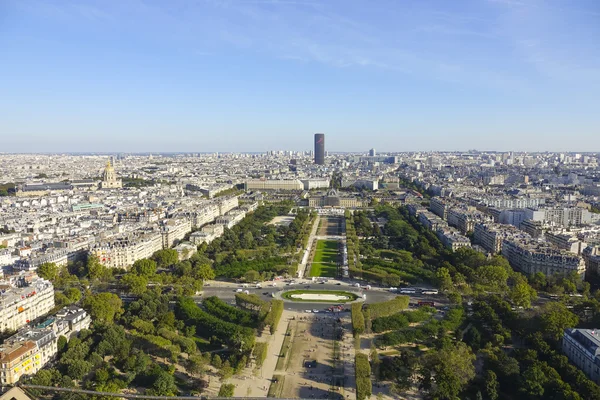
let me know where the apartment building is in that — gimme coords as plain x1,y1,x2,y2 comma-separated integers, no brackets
473,222,522,254
436,228,471,251
0,332,53,385
190,204,221,228
215,210,246,230
0,307,91,385
501,234,585,277
13,248,69,271
583,246,600,279
190,224,225,245
429,197,449,219
161,218,192,248
0,276,54,332
562,328,600,384
525,207,592,227
447,208,485,234
90,231,163,269
546,232,587,255
217,196,239,215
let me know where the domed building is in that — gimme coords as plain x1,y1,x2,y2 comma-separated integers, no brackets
100,159,122,189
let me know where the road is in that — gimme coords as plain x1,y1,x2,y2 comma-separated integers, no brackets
197,280,448,312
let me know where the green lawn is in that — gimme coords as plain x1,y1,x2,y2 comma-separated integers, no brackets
309,240,339,277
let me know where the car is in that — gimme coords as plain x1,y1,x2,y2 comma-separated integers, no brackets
319,281,325,284
305,310,312,313
336,283,341,286
204,283,210,287
312,309,319,313
263,292,269,296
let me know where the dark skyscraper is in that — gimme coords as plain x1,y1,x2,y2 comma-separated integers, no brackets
314,133,325,165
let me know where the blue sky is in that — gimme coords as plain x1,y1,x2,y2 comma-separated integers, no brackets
1,0,599,153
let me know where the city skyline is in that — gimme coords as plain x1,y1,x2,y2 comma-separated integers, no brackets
1,0,599,153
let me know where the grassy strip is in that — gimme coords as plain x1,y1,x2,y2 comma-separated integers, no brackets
309,262,337,278
275,323,293,371
267,375,285,398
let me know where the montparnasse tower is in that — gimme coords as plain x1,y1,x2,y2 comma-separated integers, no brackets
101,159,122,189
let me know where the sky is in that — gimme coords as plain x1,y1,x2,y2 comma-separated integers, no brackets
1,0,599,153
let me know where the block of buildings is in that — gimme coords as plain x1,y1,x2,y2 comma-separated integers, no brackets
562,328,600,384
0,275,54,332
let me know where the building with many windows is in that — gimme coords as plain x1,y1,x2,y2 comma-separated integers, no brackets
562,328,600,384
0,276,54,333
0,307,91,385
89,231,163,269
501,234,586,277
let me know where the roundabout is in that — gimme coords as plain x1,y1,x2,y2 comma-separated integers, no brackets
280,289,360,303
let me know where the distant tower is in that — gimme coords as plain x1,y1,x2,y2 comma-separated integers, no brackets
101,159,122,189
314,133,325,165
369,148,376,157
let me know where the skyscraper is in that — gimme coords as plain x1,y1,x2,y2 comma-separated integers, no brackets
369,148,376,157
314,133,325,165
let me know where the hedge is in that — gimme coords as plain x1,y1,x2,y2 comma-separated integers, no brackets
355,353,372,400
253,342,268,368
264,300,284,334
363,296,409,320
352,303,365,336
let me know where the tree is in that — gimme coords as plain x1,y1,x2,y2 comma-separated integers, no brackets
521,362,548,397
57,335,68,353
187,355,206,377
152,249,179,268
218,360,234,381
529,272,547,290
475,265,509,290
82,292,123,324
484,370,499,400
212,354,223,368
132,259,157,277
86,256,111,281
241,231,254,249
37,262,60,281
66,359,92,380
64,288,82,303
122,273,148,295
193,263,216,281
510,276,537,309
55,292,71,308
421,342,475,399
436,267,453,292
218,383,235,397
244,269,260,282
538,302,579,341
150,371,178,396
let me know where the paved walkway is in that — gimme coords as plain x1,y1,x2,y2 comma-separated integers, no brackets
231,310,293,397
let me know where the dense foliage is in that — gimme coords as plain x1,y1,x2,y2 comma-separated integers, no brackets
355,353,372,400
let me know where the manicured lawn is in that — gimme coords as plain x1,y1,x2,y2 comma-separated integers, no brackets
309,240,339,277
